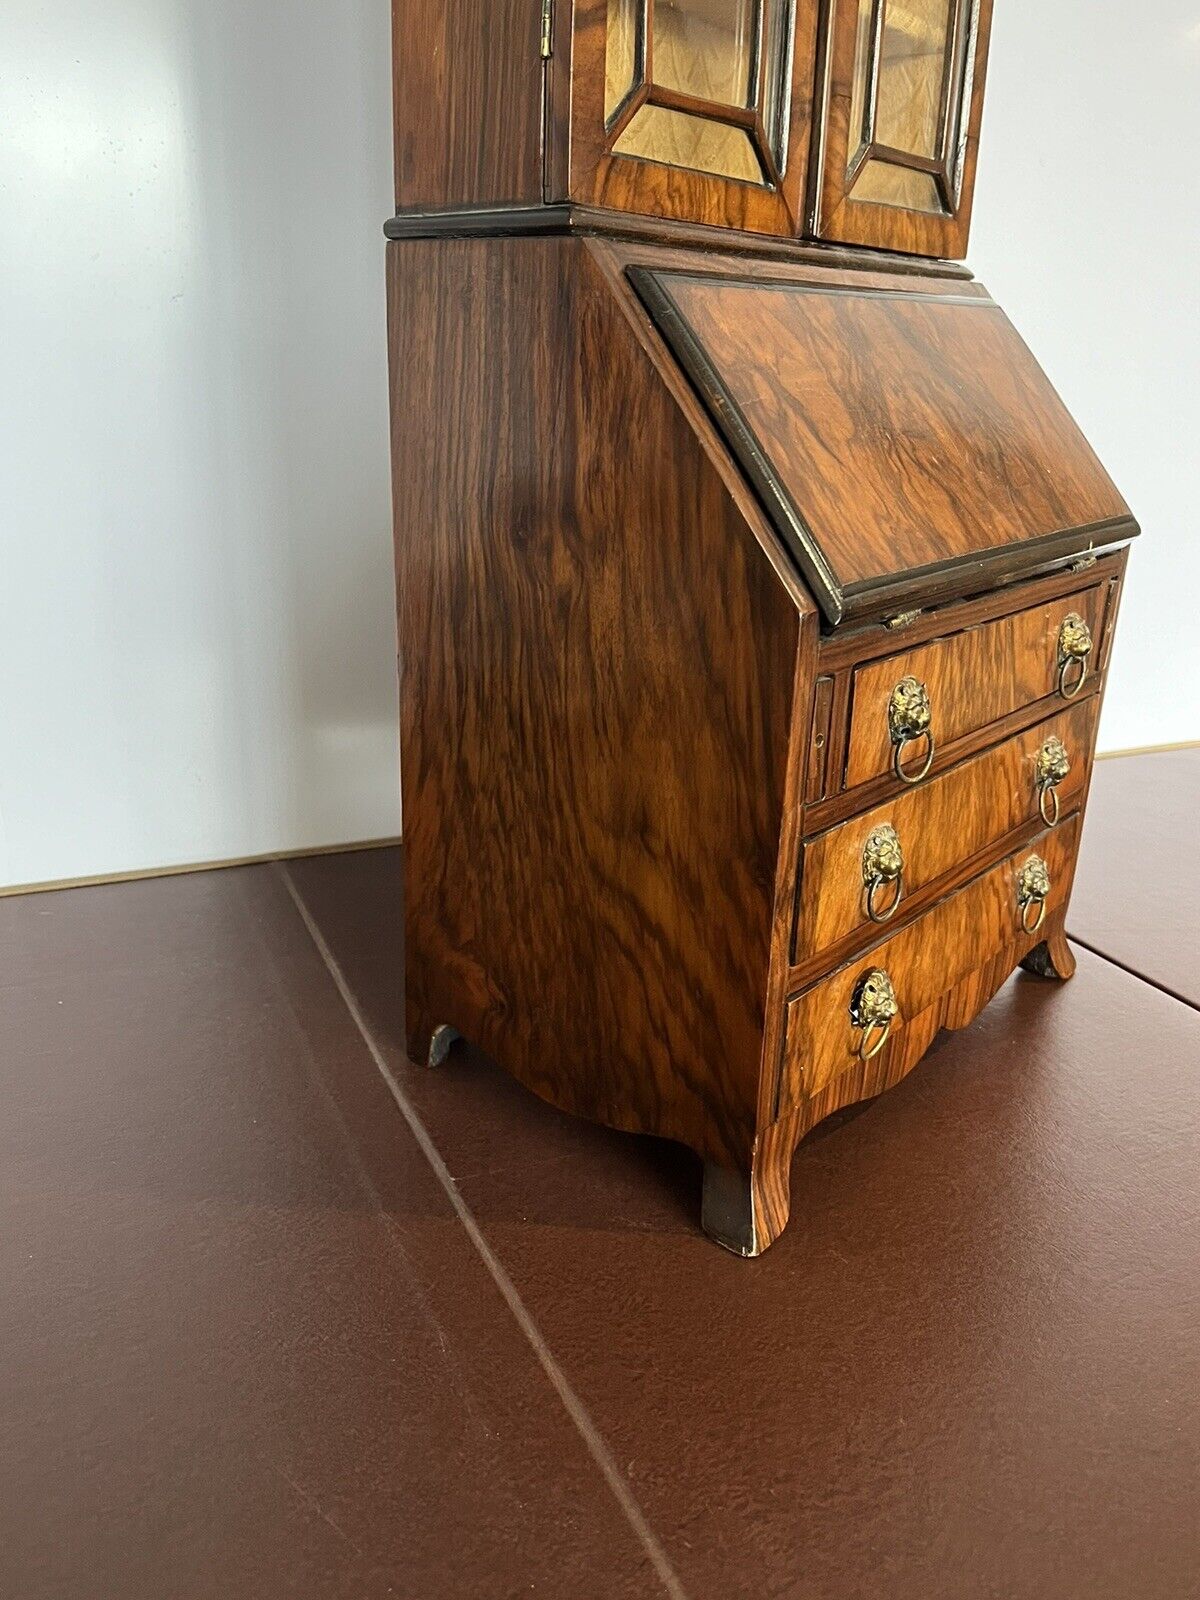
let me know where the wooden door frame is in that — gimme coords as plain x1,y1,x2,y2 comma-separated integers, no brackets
809,0,994,259
550,0,822,237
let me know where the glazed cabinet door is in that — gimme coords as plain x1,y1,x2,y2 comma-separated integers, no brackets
559,0,820,234
811,0,994,257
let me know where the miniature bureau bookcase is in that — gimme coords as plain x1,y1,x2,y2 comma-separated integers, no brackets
386,0,1137,1253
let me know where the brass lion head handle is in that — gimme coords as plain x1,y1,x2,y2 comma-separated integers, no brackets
850,967,899,1062
1057,613,1093,700
1034,736,1071,826
862,823,905,923
1017,854,1052,934
888,675,935,785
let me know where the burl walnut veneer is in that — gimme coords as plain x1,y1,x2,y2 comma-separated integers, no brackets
386,0,1138,1252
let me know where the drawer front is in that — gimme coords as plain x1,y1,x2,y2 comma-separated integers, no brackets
843,583,1107,791
781,815,1080,1106
794,698,1099,969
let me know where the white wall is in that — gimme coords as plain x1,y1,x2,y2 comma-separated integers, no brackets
0,0,399,889
0,1,1196,889
971,0,1200,754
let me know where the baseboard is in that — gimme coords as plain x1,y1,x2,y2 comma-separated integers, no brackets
0,836,402,900
1096,738,1200,761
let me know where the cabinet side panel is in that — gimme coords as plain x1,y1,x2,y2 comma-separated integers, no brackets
392,0,544,211
387,236,800,1165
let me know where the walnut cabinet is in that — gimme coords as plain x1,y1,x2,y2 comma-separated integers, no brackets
395,0,995,256
386,1,1138,1252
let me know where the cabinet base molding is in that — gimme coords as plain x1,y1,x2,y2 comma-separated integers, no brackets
705,915,1077,1257
409,918,1076,1258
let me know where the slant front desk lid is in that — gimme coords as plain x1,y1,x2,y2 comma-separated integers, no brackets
631,269,1137,627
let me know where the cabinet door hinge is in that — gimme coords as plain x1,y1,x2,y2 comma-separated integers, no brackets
883,608,922,632
540,0,554,57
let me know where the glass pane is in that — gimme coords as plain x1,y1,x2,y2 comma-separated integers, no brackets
875,0,952,159
850,158,943,213
613,104,765,184
605,0,795,186
606,0,644,123
652,0,757,107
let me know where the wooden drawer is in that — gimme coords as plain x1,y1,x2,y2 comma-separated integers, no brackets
793,697,1099,971
843,582,1108,791
780,814,1080,1107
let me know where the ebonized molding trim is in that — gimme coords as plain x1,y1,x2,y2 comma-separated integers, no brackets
383,203,976,281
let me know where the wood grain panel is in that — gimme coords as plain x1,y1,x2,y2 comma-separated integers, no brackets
781,816,1081,1106
388,235,803,1169
811,684,1105,834
844,583,1108,789
795,696,1099,967
634,272,1135,624
392,0,544,211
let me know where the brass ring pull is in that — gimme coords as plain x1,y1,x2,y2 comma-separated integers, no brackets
1056,614,1093,701
888,677,934,787
893,731,935,785
1034,737,1070,828
859,1018,893,1062
850,968,898,1064
1017,855,1051,937
866,874,903,923
862,824,904,924
1058,655,1088,700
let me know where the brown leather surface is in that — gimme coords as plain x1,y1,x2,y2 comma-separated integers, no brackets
1069,747,1200,1009
5,840,1199,1598
289,846,1200,1600
0,867,655,1599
